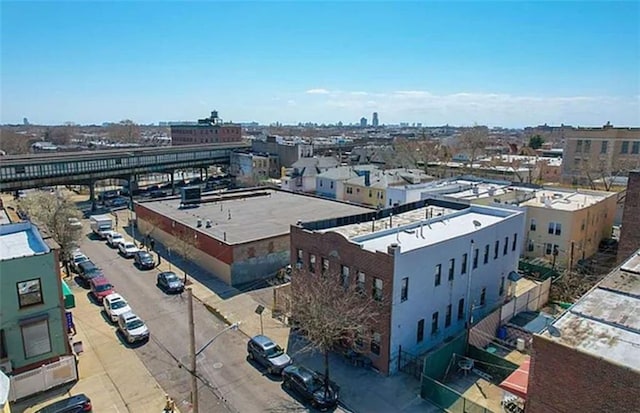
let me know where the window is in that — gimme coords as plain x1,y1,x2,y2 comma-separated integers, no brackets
448,259,455,280
373,278,383,301
321,257,329,275
356,271,365,294
308,254,316,273
400,277,409,302
528,240,535,252
545,243,553,255
600,141,608,154
576,140,583,152
633,141,640,154
549,222,562,235
480,288,486,306
494,240,500,259
371,331,381,355
473,248,479,269
484,245,489,264
584,140,591,152
346,187,353,194
445,304,452,327
499,277,505,296
431,312,439,335
458,254,466,275
17,279,43,308
296,249,303,263
458,298,465,321
340,265,350,288
530,218,537,231
503,237,509,255
417,319,424,343
0,329,7,358
21,319,52,358
512,234,518,251
621,141,629,154
434,264,442,286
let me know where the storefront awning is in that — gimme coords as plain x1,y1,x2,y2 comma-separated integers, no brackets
499,356,530,400
61,280,75,309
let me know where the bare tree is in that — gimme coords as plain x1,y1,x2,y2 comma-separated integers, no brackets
167,225,200,283
18,192,83,275
289,268,384,399
108,120,140,143
0,129,32,154
458,125,489,174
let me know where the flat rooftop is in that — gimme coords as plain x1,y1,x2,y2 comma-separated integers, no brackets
139,189,371,244
539,251,640,372
321,205,520,254
521,189,614,211
0,222,49,260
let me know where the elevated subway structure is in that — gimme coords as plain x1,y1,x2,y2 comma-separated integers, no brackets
0,143,249,207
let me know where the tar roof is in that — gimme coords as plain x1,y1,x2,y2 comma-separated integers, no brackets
352,206,519,254
139,189,371,244
539,251,640,372
521,188,615,211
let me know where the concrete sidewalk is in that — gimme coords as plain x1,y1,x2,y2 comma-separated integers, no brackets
11,277,175,413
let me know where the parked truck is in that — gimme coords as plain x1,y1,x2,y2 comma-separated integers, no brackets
90,214,113,239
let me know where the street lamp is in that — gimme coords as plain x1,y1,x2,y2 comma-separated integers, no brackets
196,321,241,357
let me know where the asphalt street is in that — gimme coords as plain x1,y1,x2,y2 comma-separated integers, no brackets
78,232,311,413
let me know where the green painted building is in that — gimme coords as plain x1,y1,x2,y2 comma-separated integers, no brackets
0,222,72,374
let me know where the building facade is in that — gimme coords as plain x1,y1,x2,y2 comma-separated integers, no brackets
521,188,617,268
561,124,640,184
280,157,339,193
0,222,71,374
170,111,242,145
618,170,640,263
526,250,640,413
229,151,279,186
290,201,524,374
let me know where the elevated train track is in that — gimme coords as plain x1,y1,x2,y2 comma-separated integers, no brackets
0,143,249,192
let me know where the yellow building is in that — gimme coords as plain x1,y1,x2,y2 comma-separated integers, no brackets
342,169,431,208
520,188,617,269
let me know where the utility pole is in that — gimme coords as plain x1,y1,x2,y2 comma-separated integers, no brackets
187,288,198,413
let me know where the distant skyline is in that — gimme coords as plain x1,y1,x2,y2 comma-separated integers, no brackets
1,1,639,128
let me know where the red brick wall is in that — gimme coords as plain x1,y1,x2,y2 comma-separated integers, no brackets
171,125,242,145
290,226,394,375
135,203,233,264
618,170,640,263
526,335,640,413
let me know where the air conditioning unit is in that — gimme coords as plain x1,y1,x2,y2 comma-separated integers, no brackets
0,359,12,374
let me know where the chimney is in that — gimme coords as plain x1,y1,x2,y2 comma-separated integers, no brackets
364,170,371,187
387,243,400,255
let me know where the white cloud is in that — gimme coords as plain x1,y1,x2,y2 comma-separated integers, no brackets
305,88,330,95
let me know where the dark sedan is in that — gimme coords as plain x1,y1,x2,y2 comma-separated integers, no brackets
156,271,184,294
35,393,92,412
77,261,103,284
282,364,339,410
134,251,155,270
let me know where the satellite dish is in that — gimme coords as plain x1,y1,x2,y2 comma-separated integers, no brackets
473,220,482,228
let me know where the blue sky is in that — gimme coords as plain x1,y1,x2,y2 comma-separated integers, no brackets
1,1,639,127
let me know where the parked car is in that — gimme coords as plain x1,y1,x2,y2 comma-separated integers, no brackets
77,261,103,284
156,271,184,293
103,293,132,323
282,364,339,410
107,232,125,248
35,393,92,413
247,335,292,375
118,241,139,258
89,277,115,304
133,251,155,269
70,252,89,273
117,311,149,344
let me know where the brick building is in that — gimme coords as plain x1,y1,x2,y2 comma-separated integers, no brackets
617,170,640,263
170,111,242,145
526,250,640,413
561,123,640,184
134,188,369,286
290,200,525,374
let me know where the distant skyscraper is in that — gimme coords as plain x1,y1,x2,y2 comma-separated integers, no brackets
372,112,379,127
23,117,29,125
360,117,367,127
